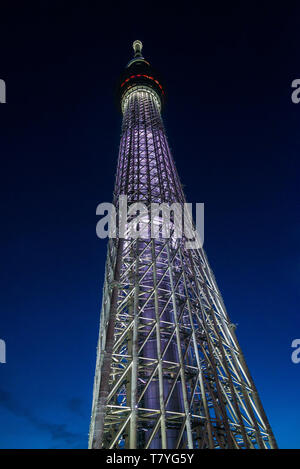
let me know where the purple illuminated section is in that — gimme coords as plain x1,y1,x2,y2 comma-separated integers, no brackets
116,88,185,447
115,88,184,206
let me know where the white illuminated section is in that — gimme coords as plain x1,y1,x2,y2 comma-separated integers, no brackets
121,85,161,114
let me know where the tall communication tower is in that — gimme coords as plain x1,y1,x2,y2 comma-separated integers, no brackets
89,41,277,449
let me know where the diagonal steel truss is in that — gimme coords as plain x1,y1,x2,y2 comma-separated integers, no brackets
89,85,277,449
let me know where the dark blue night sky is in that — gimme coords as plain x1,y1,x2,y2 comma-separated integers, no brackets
0,2,299,449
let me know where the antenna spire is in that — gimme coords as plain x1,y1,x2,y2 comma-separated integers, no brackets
133,40,143,57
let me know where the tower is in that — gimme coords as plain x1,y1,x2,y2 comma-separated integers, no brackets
89,41,277,449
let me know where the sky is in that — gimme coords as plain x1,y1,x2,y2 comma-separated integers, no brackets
0,2,299,449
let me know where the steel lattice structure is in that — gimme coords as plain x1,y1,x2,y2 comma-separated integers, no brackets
89,41,277,449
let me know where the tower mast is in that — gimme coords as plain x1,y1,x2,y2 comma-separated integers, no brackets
89,41,277,449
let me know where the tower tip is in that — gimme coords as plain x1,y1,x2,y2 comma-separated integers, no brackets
133,40,143,57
